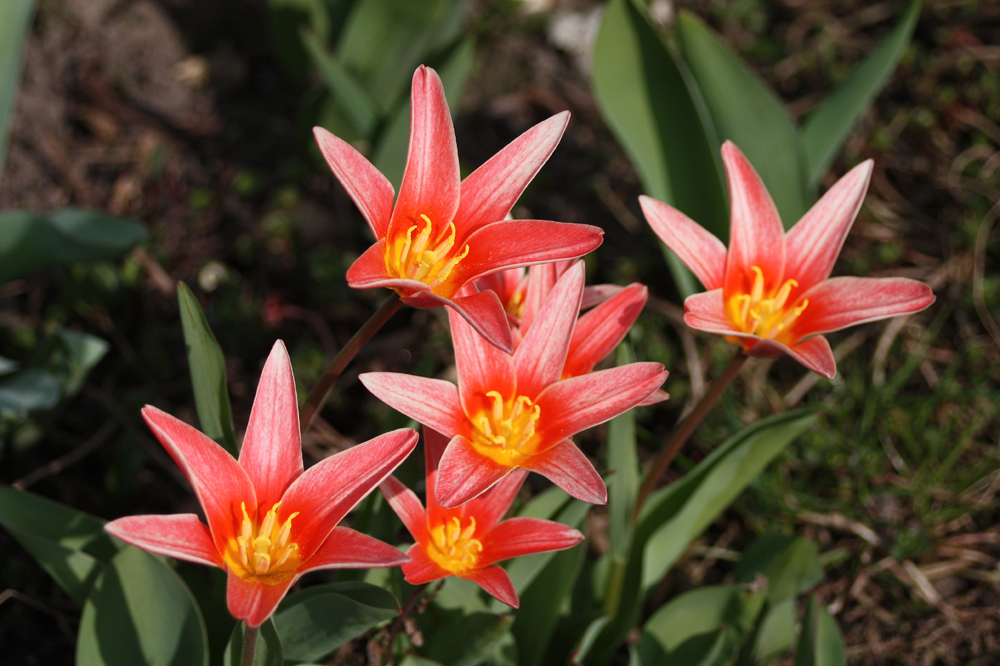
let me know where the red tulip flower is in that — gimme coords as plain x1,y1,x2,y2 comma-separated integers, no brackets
641,142,935,378
361,261,667,508
313,66,605,353
380,428,583,608
105,342,418,627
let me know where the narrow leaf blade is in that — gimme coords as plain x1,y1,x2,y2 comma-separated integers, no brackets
0,0,36,181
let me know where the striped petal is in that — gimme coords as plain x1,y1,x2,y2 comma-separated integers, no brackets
227,572,296,628
478,517,583,567
299,526,409,572
435,434,516,509
380,475,429,544
104,514,221,568
460,565,518,608
640,195,726,291
521,440,607,505
360,373,464,437
449,305,517,425
564,282,647,378
792,277,936,338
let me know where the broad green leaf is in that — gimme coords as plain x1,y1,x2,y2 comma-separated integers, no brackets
177,282,238,456
511,544,584,666
739,599,796,666
422,612,514,666
677,11,809,226
0,0,36,182
274,581,399,662
734,534,823,604
592,0,726,296
794,595,845,666
0,369,59,414
801,2,920,189
223,618,283,666
0,209,147,283
77,546,209,666
302,27,380,137
638,629,729,666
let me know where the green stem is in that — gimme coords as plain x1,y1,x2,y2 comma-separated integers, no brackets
300,293,402,433
241,623,259,666
631,352,748,522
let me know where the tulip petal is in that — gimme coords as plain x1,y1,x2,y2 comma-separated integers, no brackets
683,289,751,339
449,290,514,354
389,66,460,239
380,475,429,543
514,261,584,398
299,526,409,572
752,335,838,379
360,373,465,437
142,406,256,552
463,469,527,531
456,112,570,237
640,196,726,291
227,572,296,628
581,283,623,310
638,388,670,407
105,514,222,567
435,435,515,509
449,304,516,420
564,283,647,378
785,160,873,291
313,126,395,239
239,341,303,514
459,565,519,609
402,543,451,585
721,141,786,299
280,428,418,560
792,276,936,337
520,262,563,334
423,427,450,518
520,440,607,505
346,240,429,294
478,517,583,567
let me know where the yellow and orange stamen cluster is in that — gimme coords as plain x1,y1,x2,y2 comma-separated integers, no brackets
386,214,470,291
426,516,483,573
226,501,301,583
726,266,808,345
471,390,541,462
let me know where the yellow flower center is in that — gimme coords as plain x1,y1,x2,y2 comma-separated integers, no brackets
426,516,483,573
385,214,470,292
505,288,526,319
224,501,301,584
726,265,808,346
470,391,541,464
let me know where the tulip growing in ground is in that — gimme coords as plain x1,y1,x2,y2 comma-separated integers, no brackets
381,428,584,608
313,66,604,353
105,342,418,627
361,261,667,508
641,141,935,378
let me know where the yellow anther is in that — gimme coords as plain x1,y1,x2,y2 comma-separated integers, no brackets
471,392,541,460
725,266,808,345
385,214,470,292
225,500,302,583
427,516,483,573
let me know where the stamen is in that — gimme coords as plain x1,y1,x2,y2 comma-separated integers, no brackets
226,501,302,582
471,392,542,458
384,214,470,292
725,266,808,344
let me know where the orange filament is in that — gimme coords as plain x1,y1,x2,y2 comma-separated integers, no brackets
471,391,541,463
427,516,483,573
224,501,301,583
385,214,470,291
726,266,808,345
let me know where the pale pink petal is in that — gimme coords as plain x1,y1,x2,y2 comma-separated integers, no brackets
299,526,409,572
564,283,647,378
455,112,569,237
141,406,256,551
380,475,429,543
460,565,518,608
721,141,786,300
227,571,296,628
401,543,451,584
435,434,516,509
792,277,935,337
784,160,873,291
478,517,583,567
514,262,584,398
105,514,221,567
463,469,528,531
359,373,465,437
520,262,563,334
751,336,837,379
280,429,418,561
640,196,726,291
450,289,515,355
239,341,303,514
448,305,517,419
683,289,751,339
521,441,607,505
313,127,395,239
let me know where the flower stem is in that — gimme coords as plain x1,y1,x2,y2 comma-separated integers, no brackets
241,623,259,666
632,352,748,522
300,293,402,433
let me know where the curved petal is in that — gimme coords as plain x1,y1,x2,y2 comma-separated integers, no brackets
791,277,935,338
638,388,670,407
581,283,622,310
459,565,518,608
402,543,452,585
520,441,607,505
784,160,873,291
435,435,516,509
751,336,837,379
683,289,749,339
105,514,222,568
564,282,647,378
313,126,395,239
227,572,296,628
520,262,563,334
464,469,528,531
141,406,256,552
721,141,786,300
299,526,409,572
450,290,514,354
456,112,570,237
448,305,517,421
478,517,583,566
239,341,303,514
380,475,429,543
360,373,465,437
389,66,460,239
640,196,726,291
280,428,418,561
346,240,427,294
514,261,584,398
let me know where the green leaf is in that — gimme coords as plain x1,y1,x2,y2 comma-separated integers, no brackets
265,0,330,83
592,0,727,296
177,282,238,456
739,598,796,666
223,618,283,666
77,546,209,666
734,534,823,604
511,544,584,666
676,10,810,226
801,2,920,190
0,369,59,415
36,329,109,398
572,616,611,665
302,27,380,137
0,485,120,604
0,209,147,283
0,0,36,182
422,612,514,666
273,581,399,662
794,595,845,666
